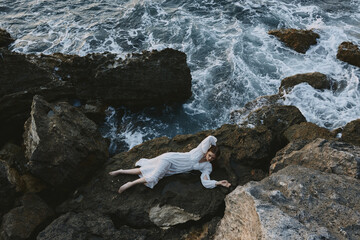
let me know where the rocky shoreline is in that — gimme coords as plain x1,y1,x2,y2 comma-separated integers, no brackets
1,28,360,239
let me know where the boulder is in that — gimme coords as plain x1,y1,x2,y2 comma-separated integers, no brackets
57,124,274,233
230,94,283,124
240,105,306,148
268,29,320,54
0,194,54,240
23,95,109,190
337,42,360,67
341,119,360,146
215,165,360,240
279,72,333,94
0,160,16,217
270,138,360,178
37,211,151,240
0,29,14,48
284,122,335,142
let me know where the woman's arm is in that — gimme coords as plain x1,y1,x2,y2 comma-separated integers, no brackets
200,163,231,189
199,135,217,153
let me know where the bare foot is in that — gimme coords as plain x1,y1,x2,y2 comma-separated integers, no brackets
109,169,123,176
118,182,132,194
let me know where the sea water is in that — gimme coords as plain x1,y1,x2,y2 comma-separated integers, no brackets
1,0,360,153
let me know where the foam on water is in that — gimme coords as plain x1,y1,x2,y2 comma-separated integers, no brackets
1,0,360,152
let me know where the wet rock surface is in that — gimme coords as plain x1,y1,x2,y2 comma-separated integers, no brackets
284,122,335,142
341,118,360,147
337,41,360,67
0,160,17,218
279,72,333,94
269,29,320,53
215,165,360,240
270,138,360,178
0,194,54,240
0,29,14,48
23,95,109,190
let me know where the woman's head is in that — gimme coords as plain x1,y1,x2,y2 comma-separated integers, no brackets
205,145,220,162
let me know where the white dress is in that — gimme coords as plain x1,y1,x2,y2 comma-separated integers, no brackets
135,136,218,189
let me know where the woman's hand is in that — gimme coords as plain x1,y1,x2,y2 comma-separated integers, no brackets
216,180,231,188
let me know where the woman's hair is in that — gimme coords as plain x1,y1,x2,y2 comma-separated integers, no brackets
208,145,220,159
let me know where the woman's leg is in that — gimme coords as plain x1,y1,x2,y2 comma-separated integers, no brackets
118,177,147,194
109,168,141,176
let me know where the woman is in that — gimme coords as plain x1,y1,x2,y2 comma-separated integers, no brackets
109,135,231,193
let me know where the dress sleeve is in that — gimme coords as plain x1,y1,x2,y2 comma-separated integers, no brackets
200,135,217,154
200,163,217,189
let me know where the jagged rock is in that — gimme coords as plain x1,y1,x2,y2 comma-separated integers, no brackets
284,122,335,142
230,94,283,124
0,160,16,217
268,29,320,53
270,138,360,178
57,124,274,232
37,211,151,240
215,165,360,240
279,72,333,94
0,194,54,240
337,42,360,67
341,119,360,147
23,95,108,190
240,105,306,148
0,29,14,48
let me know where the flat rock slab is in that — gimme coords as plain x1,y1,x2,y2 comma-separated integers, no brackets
279,72,332,94
215,165,360,240
341,118,360,147
270,138,360,178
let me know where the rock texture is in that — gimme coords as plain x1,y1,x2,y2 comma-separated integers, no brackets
284,122,335,142
279,72,333,94
215,165,360,240
0,29,14,48
337,41,360,67
37,211,151,240
0,160,16,218
270,138,360,178
0,194,54,240
269,29,320,54
341,118,360,147
23,95,109,189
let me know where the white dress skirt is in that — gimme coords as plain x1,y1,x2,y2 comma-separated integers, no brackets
135,136,218,189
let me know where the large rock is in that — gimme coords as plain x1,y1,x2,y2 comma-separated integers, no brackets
0,29,14,48
37,211,151,240
57,124,274,234
0,160,16,217
341,119,360,147
215,165,360,240
284,122,335,142
337,42,360,68
240,105,306,148
279,72,333,94
23,95,109,190
268,29,320,54
0,194,54,240
270,138,360,178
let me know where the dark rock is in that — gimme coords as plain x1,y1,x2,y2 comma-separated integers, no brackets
341,119,360,146
37,211,151,240
268,29,320,54
0,160,16,217
270,138,360,178
33,48,192,108
337,41,360,67
57,124,274,231
0,29,14,48
241,105,306,148
215,165,360,240
284,122,335,142
279,72,333,94
230,94,283,124
23,95,109,190
0,194,54,240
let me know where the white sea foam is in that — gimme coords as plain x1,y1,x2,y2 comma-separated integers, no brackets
1,0,360,152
